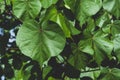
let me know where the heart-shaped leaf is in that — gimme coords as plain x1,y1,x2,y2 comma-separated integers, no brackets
13,0,41,20
16,20,66,66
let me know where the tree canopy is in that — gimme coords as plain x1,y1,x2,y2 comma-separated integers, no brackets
1,0,120,80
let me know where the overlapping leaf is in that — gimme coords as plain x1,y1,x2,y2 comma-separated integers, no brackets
68,43,88,69
40,0,58,8
103,0,120,19
64,0,102,26
13,0,41,20
44,6,80,37
98,68,120,80
79,19,113,64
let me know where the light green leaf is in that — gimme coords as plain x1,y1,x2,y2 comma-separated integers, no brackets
79,39,94,55
50,13,71,37
0,1,5,13
95,12,111,28
93,37,113,64
16,20,66,66
75,0,102,26
80,0,102,16
40,0,58,8
93,31,113,64
103,0,120,19
13,0,41,20
66,21,81,35
42,66,52,79
103,0,116,12
69,25,81,35
102,24,111,34
93,37,113,57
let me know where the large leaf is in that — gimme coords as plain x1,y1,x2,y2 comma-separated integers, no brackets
79,0,102,16
79,31,113,64
40,0,58,8
13,0,41,20
103,0,120,19
16,20,66,66
75,0,102,26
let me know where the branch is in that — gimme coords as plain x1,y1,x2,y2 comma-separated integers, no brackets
81,68,101,73
7,47,19,50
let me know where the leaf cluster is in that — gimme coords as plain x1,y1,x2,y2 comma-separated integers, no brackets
1,0,120,80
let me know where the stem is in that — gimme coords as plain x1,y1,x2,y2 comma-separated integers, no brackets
81,68,101,73
7,47,19,50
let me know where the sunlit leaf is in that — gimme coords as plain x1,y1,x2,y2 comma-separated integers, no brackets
16,20,66,66
13,0,41,20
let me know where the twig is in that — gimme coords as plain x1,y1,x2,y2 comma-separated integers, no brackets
81,68,101,73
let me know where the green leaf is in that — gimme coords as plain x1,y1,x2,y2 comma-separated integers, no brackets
48,77,61,80
0,1,5,13
95,12,111,28
16,20,66,66
78,18,95,55
103,0,116,12
64,0,102,16
64,21,81,36
111,20,120,36
13,0,41,20
102,24,111,34
80,0,102,16
13,63,32,80
79,31,113,64
69,24,81,35
44,6,71,37
64,0,102,26
83,18,95,36
99,68,120,80
42,66,52,79
40,0,58,8
93,31,113,64
93,37,113,64
113,34,120,61
64,0,76,10
103,0,120,19
79,39,94,55
75,0,102,26
80,70,100,80
50,13,71,37
68,43,88,69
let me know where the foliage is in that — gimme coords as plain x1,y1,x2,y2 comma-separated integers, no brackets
1,0,120,80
